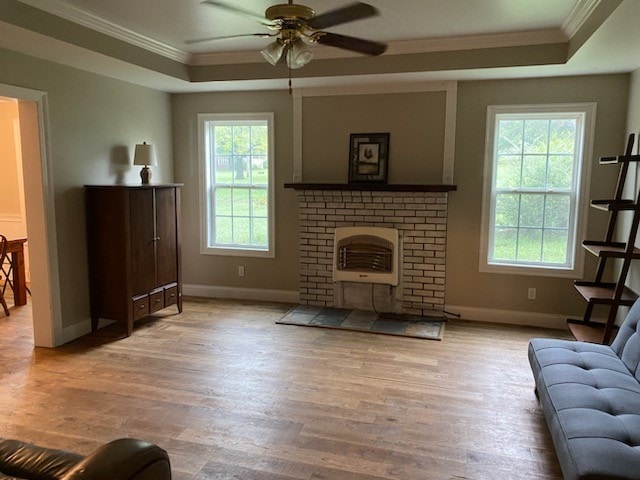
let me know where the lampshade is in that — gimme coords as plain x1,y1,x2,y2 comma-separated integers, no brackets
133,142,157,166
261,39,285,66
286,38,313,69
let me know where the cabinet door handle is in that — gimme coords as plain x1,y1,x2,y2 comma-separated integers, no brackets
152,236,161,241
138,304,145,310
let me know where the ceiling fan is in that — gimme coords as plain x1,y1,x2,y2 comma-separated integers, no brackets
186,1,388,70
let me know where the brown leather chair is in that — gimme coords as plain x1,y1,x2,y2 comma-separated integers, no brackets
0,437,171,479
0,235,9,316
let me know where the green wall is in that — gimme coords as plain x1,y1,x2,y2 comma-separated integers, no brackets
0,47,173,330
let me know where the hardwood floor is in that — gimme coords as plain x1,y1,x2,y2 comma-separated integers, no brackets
0,297,569,479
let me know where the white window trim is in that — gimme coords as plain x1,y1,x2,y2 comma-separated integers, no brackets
198,112,276,258
479,103,596,278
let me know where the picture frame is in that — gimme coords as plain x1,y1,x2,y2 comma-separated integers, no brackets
348,132,390,183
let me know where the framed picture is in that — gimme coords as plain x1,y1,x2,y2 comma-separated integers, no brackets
349,132,390,183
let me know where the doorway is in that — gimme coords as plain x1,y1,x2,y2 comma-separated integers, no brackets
0,84,61,347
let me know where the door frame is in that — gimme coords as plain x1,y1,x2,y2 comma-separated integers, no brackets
1,82,62,347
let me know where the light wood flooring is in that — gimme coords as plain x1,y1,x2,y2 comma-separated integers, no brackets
0,297,570,479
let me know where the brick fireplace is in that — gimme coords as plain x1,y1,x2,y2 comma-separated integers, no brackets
285,184,456,315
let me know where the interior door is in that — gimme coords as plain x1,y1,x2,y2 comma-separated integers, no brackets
130,189,155,295
155,187,177,287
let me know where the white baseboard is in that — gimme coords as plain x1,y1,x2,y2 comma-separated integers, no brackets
445,304,574,330
183,284,299,304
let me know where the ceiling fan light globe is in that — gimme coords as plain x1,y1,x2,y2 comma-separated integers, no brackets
287,50,313,69
286,38,314,69
261,39,285,66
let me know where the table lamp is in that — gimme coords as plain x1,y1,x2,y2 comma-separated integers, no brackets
133,142,157,184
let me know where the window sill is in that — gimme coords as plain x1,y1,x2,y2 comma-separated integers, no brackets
479,262,582,279
201,246,274,258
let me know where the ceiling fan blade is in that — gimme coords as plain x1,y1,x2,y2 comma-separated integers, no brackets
185,33,273,45
306,2,379,30
201,0,275,26
315,32,387,56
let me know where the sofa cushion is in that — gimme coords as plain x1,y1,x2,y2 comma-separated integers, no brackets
529,338,640,480
611,306,640,384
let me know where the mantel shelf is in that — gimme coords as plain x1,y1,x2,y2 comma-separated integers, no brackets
284,183,457,192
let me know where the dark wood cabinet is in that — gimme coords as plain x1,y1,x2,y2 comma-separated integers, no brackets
85,184,182,336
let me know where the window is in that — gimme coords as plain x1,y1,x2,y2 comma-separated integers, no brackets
199,113,275,257
480,104,595,277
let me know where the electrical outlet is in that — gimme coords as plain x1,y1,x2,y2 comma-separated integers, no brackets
528,287,536,300
238,266,245,277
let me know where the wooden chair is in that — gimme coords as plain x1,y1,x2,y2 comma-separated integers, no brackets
0,235,10,316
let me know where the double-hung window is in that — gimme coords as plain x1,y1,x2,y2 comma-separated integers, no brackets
199,113,275,257
480,104,595,277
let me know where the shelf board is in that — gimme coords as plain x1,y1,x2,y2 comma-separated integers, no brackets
574,282,639,305
582,240,640,258
590,199,636,211
567,319,618,344
599,154,640,164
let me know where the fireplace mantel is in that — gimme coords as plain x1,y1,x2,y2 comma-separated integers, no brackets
284,183,457,192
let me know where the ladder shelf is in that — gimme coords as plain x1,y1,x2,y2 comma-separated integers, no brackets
568,133,640,345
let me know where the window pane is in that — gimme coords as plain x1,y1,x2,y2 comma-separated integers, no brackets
233,125,250,155
517,228,542,261
251,189,268,217
497,120,523,155
233,217,250,245
543,229,568,263
233,188,250,216
252,218,268,246
547,155,573,189
215,188,232,215
251,125,268,155
215,216,232,244
544,195,570,228
549,119,576,154
495,193,519,227
493,227,517,260
523,120,549,154
519,194,544,227
495,155,521,188
252,157,269,186
214,126,232,155
214,156,232,184
522,155,546,188
232,156,249,184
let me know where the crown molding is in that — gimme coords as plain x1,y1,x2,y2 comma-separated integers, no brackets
17,0,190,63
562,0,600,38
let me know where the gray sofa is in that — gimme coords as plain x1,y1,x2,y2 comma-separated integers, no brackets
528,300,640,480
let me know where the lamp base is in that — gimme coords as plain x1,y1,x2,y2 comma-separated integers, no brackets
140,166,152,184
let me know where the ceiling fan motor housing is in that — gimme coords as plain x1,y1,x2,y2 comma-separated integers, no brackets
265,4,315,22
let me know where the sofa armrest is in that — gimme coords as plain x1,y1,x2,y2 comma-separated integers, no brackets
61,438,171,480
0,439,84,479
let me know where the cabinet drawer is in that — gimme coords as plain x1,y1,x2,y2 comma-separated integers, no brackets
164,285,179,307
149,290,164,314
132,295,149,321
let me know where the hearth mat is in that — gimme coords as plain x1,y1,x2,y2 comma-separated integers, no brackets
277,305,444,341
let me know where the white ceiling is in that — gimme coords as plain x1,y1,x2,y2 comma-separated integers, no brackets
29,0,577,54
2,0,640,92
